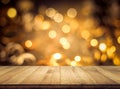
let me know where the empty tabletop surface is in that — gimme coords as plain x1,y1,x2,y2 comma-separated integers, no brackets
0,66,120,85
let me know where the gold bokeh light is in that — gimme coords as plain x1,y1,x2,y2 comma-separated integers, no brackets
59,37,71,49
71,61,77,66
7,8,17,18
48,30,57,39
46,8,56,18
61,24,71,33
74,56,81,62
52,53,62,60
67,8,77,18
25,40,32,48
117,36,120,44
99,43,107,52
53,13,63,23
90,39,98,47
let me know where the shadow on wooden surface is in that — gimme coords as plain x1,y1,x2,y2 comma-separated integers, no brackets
0,84,120,89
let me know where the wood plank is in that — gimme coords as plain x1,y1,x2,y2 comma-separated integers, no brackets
73,67,97,84
81,66,116,84
95,66,120,84
0,66,8,70
61,66,76,84
0,66,18,77
60,66,95,84
21,66,50,84
0,66,30,84
49,66,60,84
0,66,120,85
39,66,60,84
100,66,120,75
2,66,39,84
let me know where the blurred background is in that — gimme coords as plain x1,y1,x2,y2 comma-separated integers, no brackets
0,0,120,66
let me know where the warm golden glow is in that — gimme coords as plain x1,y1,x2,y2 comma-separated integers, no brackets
53,13,63,23
71,61,77,66
10,53,36,65
94,51,101,60
7,8,17,18
90,39,98,47
70,19,79,30
17,0,33,11
93,27,105,37
107,46,116,58
34,15,44,24
101,54,107,62
74,56,81,62
25,40,32,48
117,36,120,44
46,8,56,18
1,1,119,66
99,43,107,52
48,30,57,39
113,57,120,66
81,30,90,40
52,53,62,60
60,37,68,44
41,21,50,30
62,42,71,49
67,8,77,18
33,14,44,31
59,37,71,49
110,46,116,52
61,24,71,33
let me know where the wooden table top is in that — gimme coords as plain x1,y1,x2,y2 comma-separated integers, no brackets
0,66,120,89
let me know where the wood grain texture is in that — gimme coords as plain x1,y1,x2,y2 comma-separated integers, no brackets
0,66,120,85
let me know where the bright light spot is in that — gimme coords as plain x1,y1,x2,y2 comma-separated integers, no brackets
53,13,63,23
74,56,81,62
7,8,17,18
60,37,68,44
101,54,107,62
117,36,120,44
90,39,98,47
59,37,70,49
67,8,77,18
52,53,62,60
81,30,90,40
61,24,71,33
48,30,57,39
41,21,50,30
113,57,120,66
71,61,77,66
45,8,56,18
62,42,71,49
25,40,32,48
99,43,107,52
